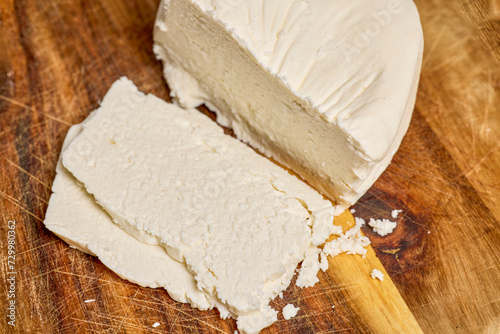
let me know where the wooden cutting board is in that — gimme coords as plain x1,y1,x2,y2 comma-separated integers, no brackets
0,0,499,333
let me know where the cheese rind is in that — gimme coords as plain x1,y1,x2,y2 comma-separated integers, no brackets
62,78,337,334
153,0,424,207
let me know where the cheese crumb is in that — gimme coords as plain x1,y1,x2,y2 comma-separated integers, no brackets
391,209,403,219
152,322,160,328
368,218,397,236
370,269,384,281
353,217,366,229
282,304,300,320
84,299,96,303
319,251,329,272
295,246,321,288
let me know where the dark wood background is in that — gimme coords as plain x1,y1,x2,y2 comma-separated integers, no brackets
0,0,499,333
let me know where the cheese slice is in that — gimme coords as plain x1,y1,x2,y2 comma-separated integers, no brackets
153,0,424,208
62,78,340,334
44,122,218,312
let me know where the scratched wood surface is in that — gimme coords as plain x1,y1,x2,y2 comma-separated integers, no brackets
0,0,499,333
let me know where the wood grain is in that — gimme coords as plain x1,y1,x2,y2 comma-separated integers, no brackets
0,0,499,333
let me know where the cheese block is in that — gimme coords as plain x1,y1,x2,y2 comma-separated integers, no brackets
44,122,220,312
153,0,424,208
61,78,342,334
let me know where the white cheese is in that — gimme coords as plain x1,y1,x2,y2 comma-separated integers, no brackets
153,0,424,208
391,209,403,218
370,269,385,281
322,218,371,258
297,218,372,287
44,123,213,310
62,78,339,334
295,246,321,288
368,218,397,236
311,206,344,246
319,251,329,272
282,304,300,320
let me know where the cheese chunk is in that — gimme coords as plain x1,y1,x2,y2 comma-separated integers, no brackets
62,78,338,334
370,269,385,281
295,246,321,288
368,218,397,236
44,124,214,311
282,304,300,320
391,209,403,218
153,0,424,208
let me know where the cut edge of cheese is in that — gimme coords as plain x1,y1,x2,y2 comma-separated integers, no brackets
153,0,424,208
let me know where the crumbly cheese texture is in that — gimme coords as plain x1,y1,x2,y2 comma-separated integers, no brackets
296,217,373,288
282,304,300,320
368,218,397,236
153,0,424,208
322,218,371,258
44,124,215,311
62,78,339,334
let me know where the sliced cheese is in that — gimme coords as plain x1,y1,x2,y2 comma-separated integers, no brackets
153,0,424,208
44,123,214,311
61,78,340,334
